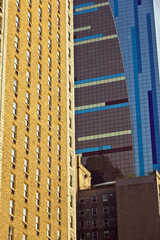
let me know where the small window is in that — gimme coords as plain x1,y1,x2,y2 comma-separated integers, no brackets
92,232,98,240
13,79,18,94
38,7,42,20
57,33,60,44
25,135,29,150
47,200,51,214
70,216,73,228
27,30,31,43
57,144,61,157
9,199,15,216
26,70,30,84
36,216,40,231
69,118,72,129
37,82,41,96
103,219,109,227
24,183,28,198
57,207,61,221
16,0,20,8
48,56,51,69
27,49,31,64
26,91,30,105
13,101,17,116
69,155,72,167
48,134,51,147
92,196,97,203
38,25,42,38
8,226,14,240
79,209,85,217
70,175,72,187
57,230,61,240
25,113,29,127
104,231,110,239
92,208,97,215
103,206,109,214
12,124,17,140
11,148,16,165
69,136,72,148
48,20,51,32
48,38,51,51
57,0,60,11
23,208,28,223
37,146,41,160
57,164,61,178
70,195,73,207
92,220,98,228
10,174,15,189
14,57,19,71
48,75,51,88
36,169,40,183
15,15,20,29
36,192,40,206
38,63,42,75
47,177,51,191
47,156,51,169
57,185,61,199
28,11,32,25
47,223,51,237
15,35,19,50
37,103,41,117
68,15,70,26
38,44,42,57
48,114,51,127
24,159,29,175
37,124,41,137
79,198,84,204
57,16,60,27
48,3,51,15
102,193,108,202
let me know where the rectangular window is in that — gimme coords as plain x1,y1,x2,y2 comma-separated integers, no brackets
37,103,41,117
57,33,60,44
38,63,41,75
70,216,73,229
103,206,109,214
25,113,29,127
57,50,60,62
26,70,30,84
48,135,51,147
47,223,51,237
57,230,61,240
36,169,40,183
8,226,14,240
103,219,109,227
27,30,31,43
26,91,30,105
57,68,60,79
38,7,42,20
28,11,31,25
48,20,51,32
23,208,28,223
36,216,40,231
24,159,29,175
57,105,60,118
48,94,51,108
16,0,20,8
104,231,110,239
12,124,16,140
27,50,31,64
25,136,29,150
69,118,72,129
9,199,14,216
23,233,27,240
57,164,61,178
92,232,98,239
38,25,42,38
70,195,73,207
92,196,97,203
92,208,97,215
47,177,51,191
69,136,72,148
70,175,72,187
15,35,19,49
92,220,98,228
102,193,108,202
24,183,28,198
57,144,61,157
13,101,17,116
48,38,51,51
38,44,42,57
48,156,51,169
10,174,15,189
69,155,72,167
57,185,61,199
57,0,60,11
57,124,61,138
13,79,18,94
11,148,16,165
15,15,20,29
48,3,51,15
48,114,51,127
14,57,19,71
36,192,40,206
57,16,60,27
57,207,61,221
37,83,41,96
37,124,41,137
48,75,51,88
37,146,40,160
47,200,51,214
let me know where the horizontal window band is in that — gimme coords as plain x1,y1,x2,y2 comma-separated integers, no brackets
75,145,111,154
81,146,133,157
78,130,132,142
74,34,118,46
74,26,91,33
74,8,98,16
75,2,109,12
75,102,129,115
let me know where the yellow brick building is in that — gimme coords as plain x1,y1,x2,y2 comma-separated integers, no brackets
0,0,76,239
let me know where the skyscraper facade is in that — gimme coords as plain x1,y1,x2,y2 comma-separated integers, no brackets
74,0,160,181
0,0,76,239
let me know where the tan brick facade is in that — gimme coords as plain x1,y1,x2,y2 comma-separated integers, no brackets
0,0,76,239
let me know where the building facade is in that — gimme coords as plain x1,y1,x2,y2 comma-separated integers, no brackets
0,0,76,239
74,0,160,180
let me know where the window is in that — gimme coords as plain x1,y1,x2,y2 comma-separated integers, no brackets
47,223,51,237
92,208,97,215
92,196,97,203
15,15,20,29
57,16,60,27
79,198,84,204
14,57,19,71
28,11,31,25
68,48,71,58
38,63,41,76
37,103,41,118
25,113,29,127
9,199,14,216
104,231,110,239
38,44,42,57
70,195,73,207
79,209,85,217
102,194,108,202
24,183,28,198
48,56,51,69
24,159,29,175
23,233,27,240
47,177,51,192
12,124,16,140
48,114,51,128
80,233,84,240
87,233,90,239
57,164,61,178
103,206,109,214
26,70,30,85
68,1,70,10
103,219,109,227
110,206,114,211
80,221,85,229
16,0,20,8
38,7,42,20
68,16,70,26
48,38,52,52
57,68,61,80
57,144,61,157
57,0,60,11
57,230,61,240
57,50,60,62
48,20,51,32
69,99,71,110
13,79,18,94
27,50,31,65
10,174,15,189
36,169,40,184
92,232,98,239
70,175,72,187
36,192,40,206
13,101,17,116
69,155,72,167
23,208,28,223
92,220,98,228
68,31,71,42
48,135,51,148
69,118,72,129
37,124,41,138
48,3,51,15
15,35,19,50
36,216,40,231
57,86,61,100
11,148,16,165
38,25,42,38
57,124,61,138
57,207,61,221
48,75,51,88
57,105,60,119
8,226,14,240
69,136,72,148
25,135,29,150
37,146,40,160
68,65,71,75
110,193,113,199
37,82,41,96
26,91,30,105
70,216,73,228
27,30,31,43
86,209,90,214
57,33,60,44
47,200,51,214
57,185,61,199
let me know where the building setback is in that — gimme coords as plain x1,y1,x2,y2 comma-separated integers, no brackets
0,0,76,239
74,0,160,181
